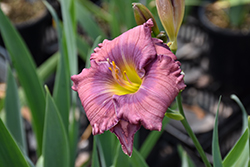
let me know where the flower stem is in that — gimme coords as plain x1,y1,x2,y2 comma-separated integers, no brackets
176,92,212,167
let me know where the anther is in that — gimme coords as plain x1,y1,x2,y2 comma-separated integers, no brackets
112,61,116,69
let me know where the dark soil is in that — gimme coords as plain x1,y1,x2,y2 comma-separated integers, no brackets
205,2,250,34
1,0,46,24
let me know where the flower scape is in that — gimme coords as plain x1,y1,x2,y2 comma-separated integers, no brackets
71,19,186,156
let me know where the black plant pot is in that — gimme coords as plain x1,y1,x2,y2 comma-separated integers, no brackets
0,8,52,66
198,6,250,95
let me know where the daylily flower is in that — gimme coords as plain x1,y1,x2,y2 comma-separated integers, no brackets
156,0,185,52
71,19,185,156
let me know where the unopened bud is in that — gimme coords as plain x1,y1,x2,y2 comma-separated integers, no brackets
132,3,160,37
156,0,185,51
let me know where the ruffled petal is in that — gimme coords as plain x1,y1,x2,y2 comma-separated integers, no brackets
71,61,119,135
152,38,176,60
91,19,157,78
110,120,140,157
113,55,186,131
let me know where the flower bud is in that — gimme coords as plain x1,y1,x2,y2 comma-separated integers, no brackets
156,0,185,52
132,3,160,37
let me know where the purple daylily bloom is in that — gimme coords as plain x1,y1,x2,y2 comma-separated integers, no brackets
71,19,186,156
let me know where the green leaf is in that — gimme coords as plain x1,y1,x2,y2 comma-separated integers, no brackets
212,96,223,167
0,118,29,167
177,145,195,167
68,109,80,167
0,8,46,155
60,0,78,106
37,52,59,82
222,95,249,167
77,35,91,61
5,67,27,153
229,0,250,7
231,94,248,132
108,1,121,38
36,156,44,167
61,0,78,77
185,0,203,6
42,86,70,167
52,50,70,131
97,131,118,167
112,142,130,167
130,148,149,167
222,128,249,167
91,136,101,167
86,36,102,68
76,0,112,22
139,116,170,159
228,5,247,27
44,1,70,133
76,1,107,41
165,108,184,120
111,141,149,167
116,0,137,29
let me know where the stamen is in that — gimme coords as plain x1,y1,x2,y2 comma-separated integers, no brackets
112,61,116,69
124,71,132,84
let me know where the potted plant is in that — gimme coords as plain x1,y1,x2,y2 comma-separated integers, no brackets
198,0,250,96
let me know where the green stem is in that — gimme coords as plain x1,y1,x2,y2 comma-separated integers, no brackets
176,92,212,167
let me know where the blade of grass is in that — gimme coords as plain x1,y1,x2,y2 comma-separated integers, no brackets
4,66,27,154
0,118,29,167
42,86,70,167
212,96,223,167
0,8,45,155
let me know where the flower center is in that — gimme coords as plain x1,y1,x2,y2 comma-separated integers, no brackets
107,58,141,95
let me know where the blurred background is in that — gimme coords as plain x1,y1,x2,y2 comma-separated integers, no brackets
0,0,250,166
